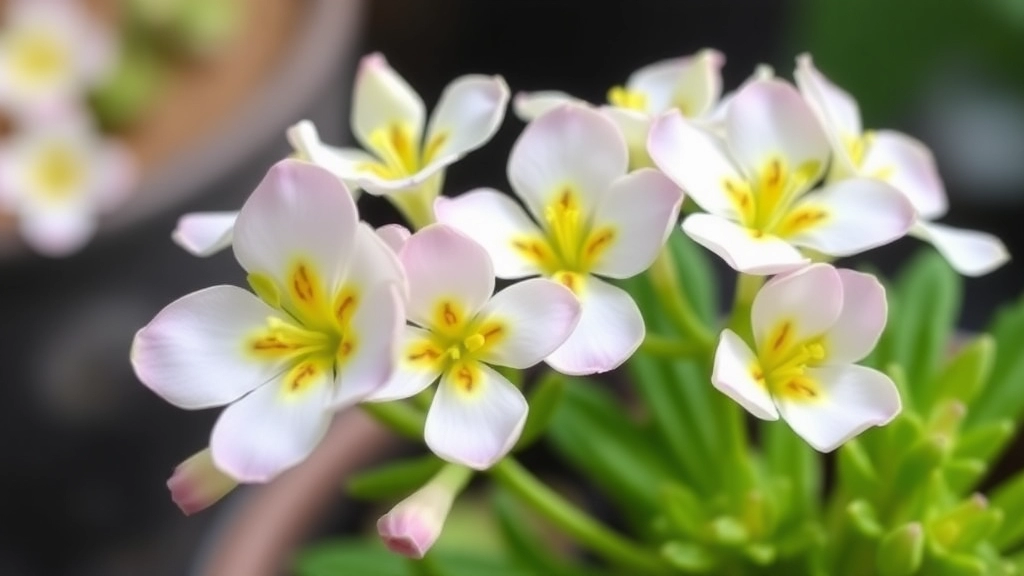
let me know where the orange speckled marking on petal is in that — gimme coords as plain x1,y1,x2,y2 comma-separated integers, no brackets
449,361,485,398
280,360,326,398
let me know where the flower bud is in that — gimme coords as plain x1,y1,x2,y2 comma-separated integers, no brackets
166,448,238,515
377,464,472,558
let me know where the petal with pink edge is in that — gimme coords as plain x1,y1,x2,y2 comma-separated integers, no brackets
376,223,411,254
823,270,887,365
751,264,843,353
425,362,528,470
911,221,1010,277
351,53,425,153
712,329,778,420
628,49,724,117
545,275,643,375
589,168,683,279
233,159,358,293
508,104,627,221
210,369,333,483
172,211,237,257
332,283,404,408
366,326,443,403
131,285,288,409
682,213,808,275
794,53,862,174
423,75,509,170
861,130,948,220
776,364,901,452
475,278,581,369
512,90,577,122
434,189,546,279
399,224,495,329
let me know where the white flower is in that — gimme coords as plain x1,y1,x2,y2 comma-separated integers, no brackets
0,117,134,256
712,264,901,452
649,79,916,275
795,54,1009,276
368,224,581,469
437,105,683,375
514,49,724,167
0,0,116,119
132,159,405,482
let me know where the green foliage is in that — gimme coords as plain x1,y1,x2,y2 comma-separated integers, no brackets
296,539,534,576
346,455,444,501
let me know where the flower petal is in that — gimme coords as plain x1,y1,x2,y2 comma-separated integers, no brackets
751,264,843,352
776,364,901,452
400,224,495,328
682,213,808,275
434,189,545,279
376,223,411,254
627,48,724,117
366,326,443,402
423,74,509,170
507,104,627,221
784,178,915,257
351,53,425,154
794,53,862,174
332,283,405,408
425,362,528,469
588,168,683,279
19,209,95,257
911,220,1011,277
286,120,367,195
474,278,581,369
210,370,333,482
861,130,948,220
512,90,577,121
545,276,643,375
726,79,829,186
599,106,652,167
648,110,746,219
233,159,358,293
712,329,778,420
706,64,775,127
172,211,237,257
823,270,887,365
131,286,287,409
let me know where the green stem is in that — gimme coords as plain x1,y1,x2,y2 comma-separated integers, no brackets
489,458,672,575
646,247,714,350
726,274,763,343
362,401,426,440
640,332,704,358
388,173,444,230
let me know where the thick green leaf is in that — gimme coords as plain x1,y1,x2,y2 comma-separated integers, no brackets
990,469,1024,550
296,539,534,576
968,295,1024,425
877,522,925,576
493,487,582,575
764,419,820,520
929,335,994,410
661,541,717,573
665,229,720,326
516,371,566,449
346,455,444,501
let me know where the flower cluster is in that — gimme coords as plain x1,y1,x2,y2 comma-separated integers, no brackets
132,49,1011,570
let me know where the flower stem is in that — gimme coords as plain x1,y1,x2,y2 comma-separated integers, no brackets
640,332,704,358
361,401,425,440
489,458,672,575
726,273,763,343
387,173,444,230
647,247,714,350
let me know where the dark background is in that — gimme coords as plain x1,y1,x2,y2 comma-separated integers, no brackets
0,1,1021,574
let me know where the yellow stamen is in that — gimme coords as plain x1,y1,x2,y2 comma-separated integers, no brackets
463,333,485,353
9,28,69,87
30,144,85,202
607,85,648,112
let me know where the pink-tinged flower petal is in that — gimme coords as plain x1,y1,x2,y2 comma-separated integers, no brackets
589,169,683,279
785,178,915,257
332,283,405,408
425,362,527,469
366,326,443,402
599,106,652,166
210,371,334,483
400,224,495,328
233,159,358,293
347,223,406,293
794,53,862,175
351,53,425,154
861,130,948,220
627,48,724,117
475,278,582,369
911,221,1011,277
712,329,778,420
513,90,577,121
776,364,901,452
823,270,887,365
423,75,509,172
434,189,545,279
19,209,95,257
706,64,775,127
131,286,288,409
167,448,238,516
286,121,367,195
545,276,643,375
648,111,746,220
93,140,136,211
376,223,411,254
508,104,628,221
377,469,464,559
751,264,843,352
172,211,237,257
726,79,829,187
682,213,808,275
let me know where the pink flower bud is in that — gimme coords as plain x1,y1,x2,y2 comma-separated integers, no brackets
166,448,238,515
376,465,472,558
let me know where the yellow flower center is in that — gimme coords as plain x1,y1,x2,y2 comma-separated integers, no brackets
607,85,648,112
360,123,449,180
721,156,824,239
752,320,827,403
245,260,361,399
7,27,71,89
30,143,87,203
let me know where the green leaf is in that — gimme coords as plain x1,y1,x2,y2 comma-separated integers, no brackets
989,469,1024,550
665,229,719,326
878,250,962,411
944,459,987,495
516,371,566,449
968,295,1024,425
89,43,164,129
346,455,444,501
493,487,572,575
877,522,925,576
764,420,820,519
931,335,994,408
954,420,1015,465
547,379,675,514
296,539,535,576
661,483,710,538
837,440,880,497
660,541,717,573
847,499,884,538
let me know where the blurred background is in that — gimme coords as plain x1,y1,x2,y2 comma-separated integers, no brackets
0,0,1021,574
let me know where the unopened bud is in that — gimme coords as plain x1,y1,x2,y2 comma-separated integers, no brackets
166,448,238,516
